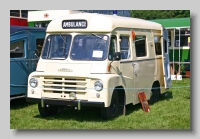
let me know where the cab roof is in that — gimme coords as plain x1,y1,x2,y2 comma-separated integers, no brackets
10,25,46,35
46,13,162,33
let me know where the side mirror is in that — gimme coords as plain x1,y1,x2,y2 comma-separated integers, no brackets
114,52,121,60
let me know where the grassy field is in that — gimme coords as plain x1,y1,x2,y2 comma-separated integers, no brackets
10,78,190,129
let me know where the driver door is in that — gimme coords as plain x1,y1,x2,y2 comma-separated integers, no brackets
162,29,172,88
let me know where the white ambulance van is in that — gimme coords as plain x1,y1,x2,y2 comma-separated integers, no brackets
26,13,171,120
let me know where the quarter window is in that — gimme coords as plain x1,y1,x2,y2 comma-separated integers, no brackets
120,36,130,59
108,35,117,60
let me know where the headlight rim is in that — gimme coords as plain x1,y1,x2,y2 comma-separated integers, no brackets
29,78,38,88
94,80,103,91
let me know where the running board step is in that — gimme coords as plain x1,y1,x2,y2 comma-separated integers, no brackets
10,95,26,101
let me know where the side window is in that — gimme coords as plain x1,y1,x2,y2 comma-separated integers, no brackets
120,36,130,59
10,40,24,58
154,36,162,55
21,10,28,18
164,39,167,53
175,28,190,47
10,10,20,17
168,30,171,47
36,38,45,57
135,36,147,57
108,35,117,60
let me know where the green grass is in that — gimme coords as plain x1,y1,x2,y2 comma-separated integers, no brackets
10,78,190,129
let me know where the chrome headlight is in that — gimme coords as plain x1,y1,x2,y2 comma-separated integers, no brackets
94,80,103,91
29,78,38,88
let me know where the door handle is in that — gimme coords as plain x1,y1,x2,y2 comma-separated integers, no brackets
132,62,137,76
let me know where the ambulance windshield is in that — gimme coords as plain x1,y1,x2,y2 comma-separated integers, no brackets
70,34,109,61
41,34,72,59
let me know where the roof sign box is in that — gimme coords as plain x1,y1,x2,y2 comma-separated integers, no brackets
62,20,87,29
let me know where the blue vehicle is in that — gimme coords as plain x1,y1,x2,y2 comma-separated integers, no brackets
10,26,46,100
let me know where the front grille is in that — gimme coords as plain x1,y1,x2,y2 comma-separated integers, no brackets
41,77,88,100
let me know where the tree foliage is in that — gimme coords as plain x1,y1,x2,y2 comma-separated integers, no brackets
130,10,190,20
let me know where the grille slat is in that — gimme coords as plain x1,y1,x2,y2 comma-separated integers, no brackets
43,79,87,84
43,84,87,88
43,88,87,92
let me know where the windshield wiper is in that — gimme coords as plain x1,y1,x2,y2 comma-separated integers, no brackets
59,33,67,45
92,33,107,41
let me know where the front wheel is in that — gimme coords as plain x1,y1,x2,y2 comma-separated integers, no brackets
101,90,119,120
38,103,58,117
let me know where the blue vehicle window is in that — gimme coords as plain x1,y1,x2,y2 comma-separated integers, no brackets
21,10,28,18
117,10,123,16
36,38,45,57
79,10,131,17
10,40,24,58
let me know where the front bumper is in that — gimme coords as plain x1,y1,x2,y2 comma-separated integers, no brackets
26,97,105,107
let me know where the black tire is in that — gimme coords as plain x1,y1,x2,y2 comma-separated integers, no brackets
38,103,58,117
101,90,119,120
148,83,160,104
